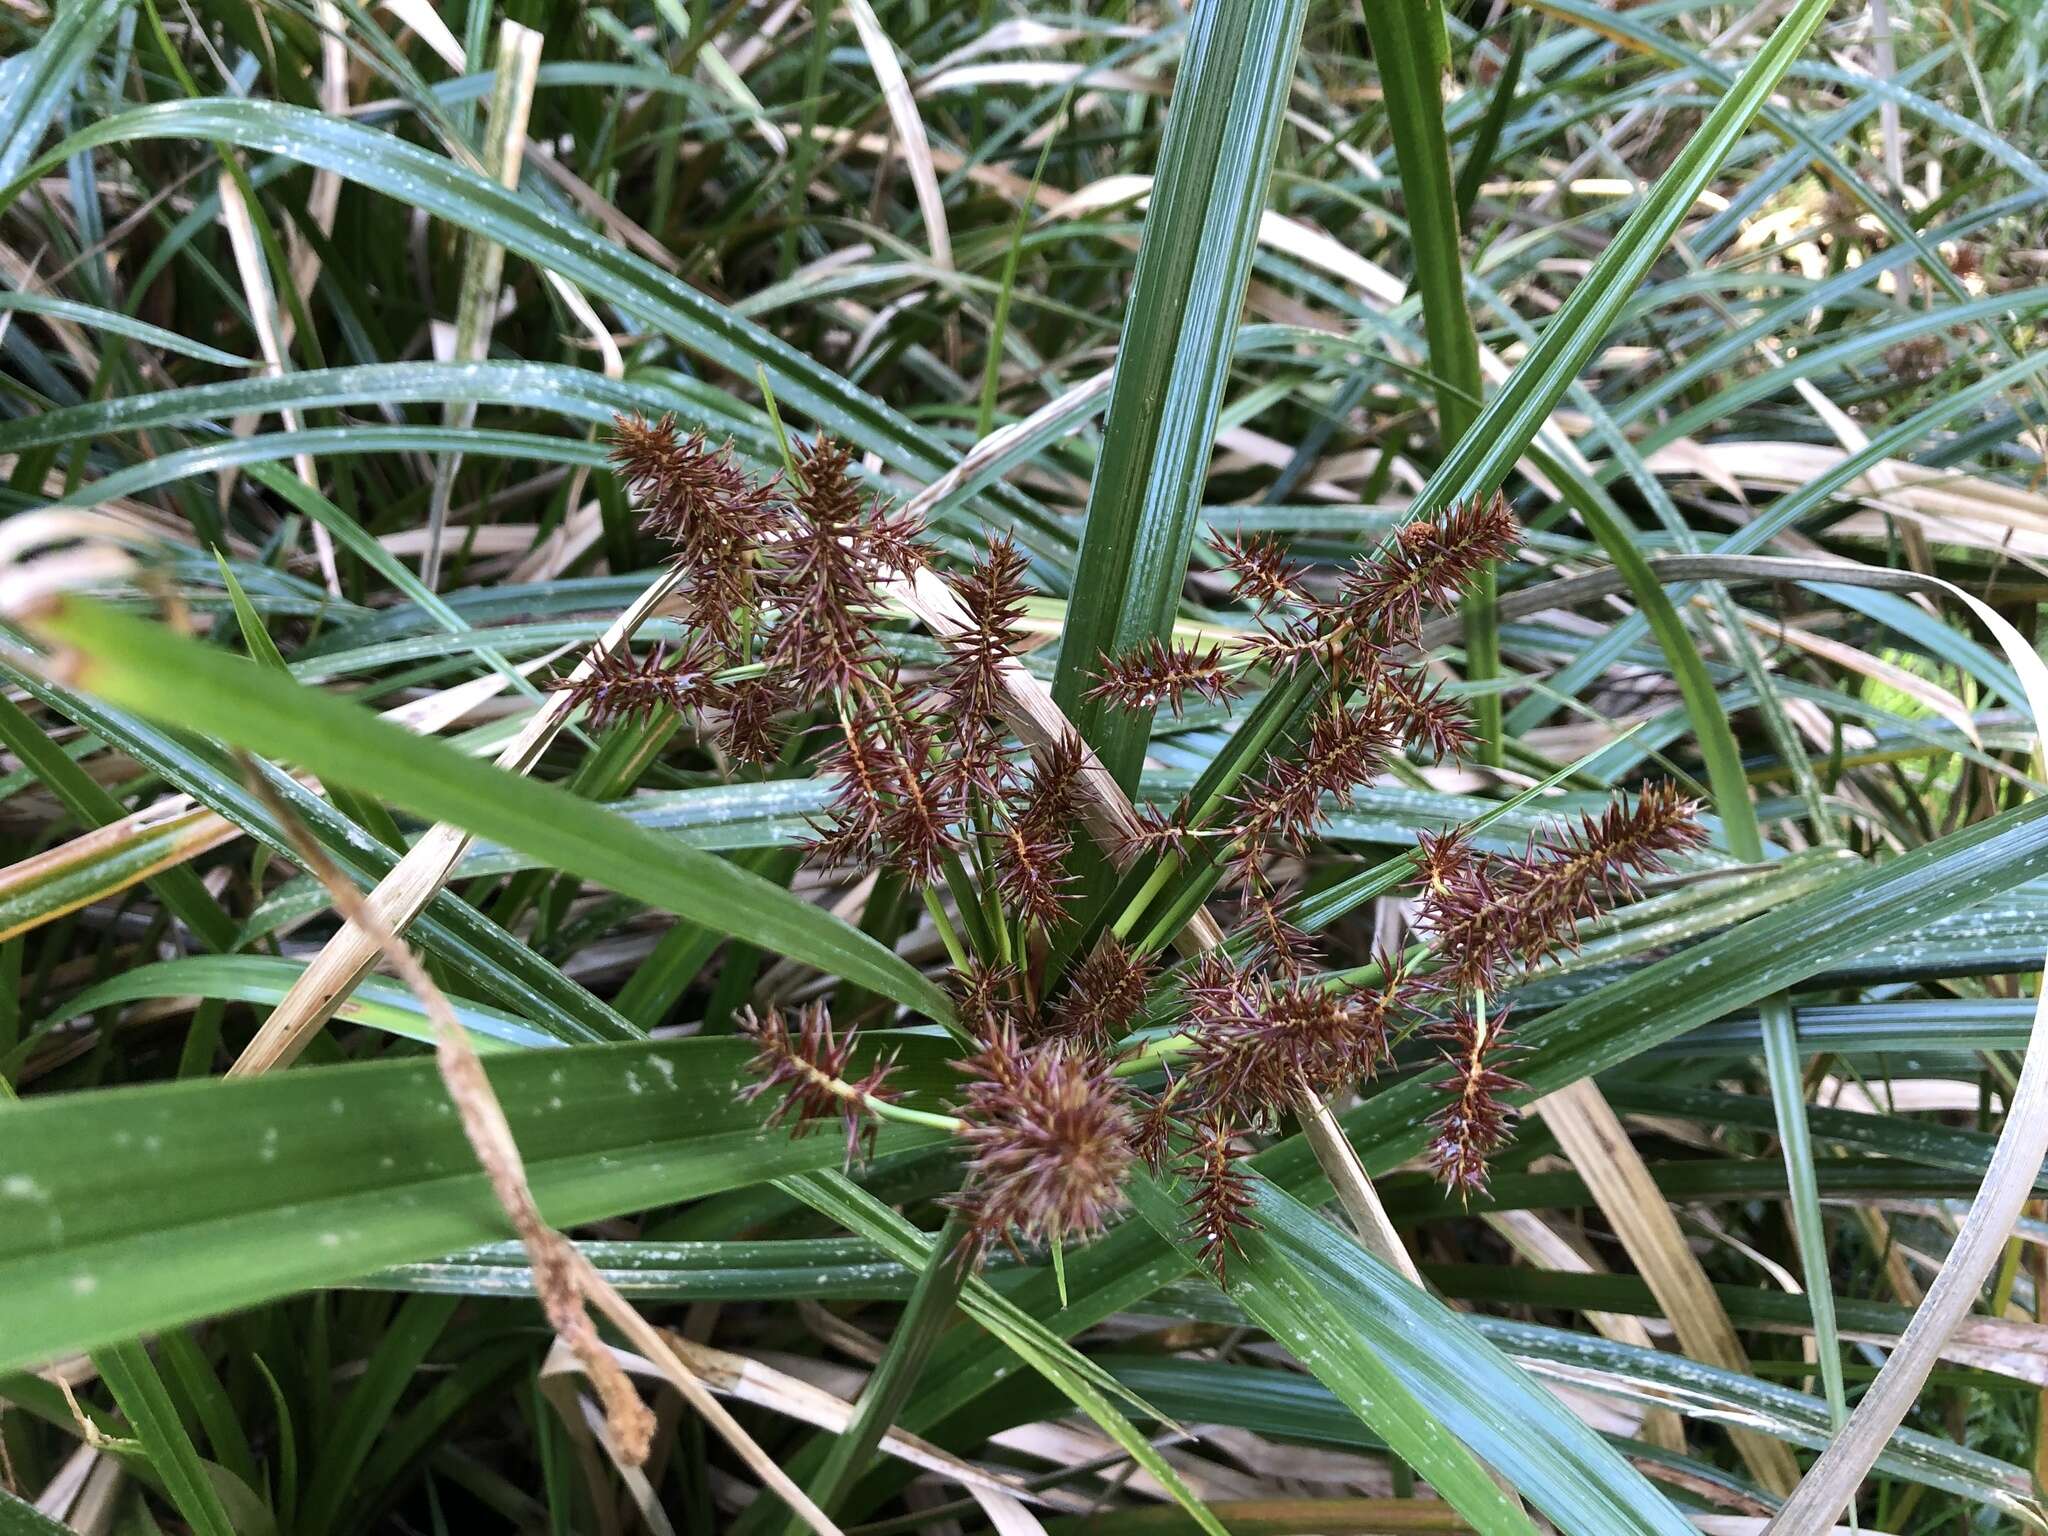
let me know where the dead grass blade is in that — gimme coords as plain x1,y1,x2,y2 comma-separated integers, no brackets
1533,1079,1801,1495
225,570,682,1075
216,170,337,595
420,20,543,592
840,0,952,270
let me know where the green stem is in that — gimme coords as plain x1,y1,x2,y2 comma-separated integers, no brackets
792,1212,973,1531
921,887,971,974
1110,858,1179,942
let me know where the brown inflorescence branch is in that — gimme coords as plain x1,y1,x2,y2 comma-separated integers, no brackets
737,1001,904,1169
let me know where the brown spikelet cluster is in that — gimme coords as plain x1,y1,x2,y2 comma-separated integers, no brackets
1110,802,1211,869
1185,1116,1259,1282
1177,951,1401,1131
1085,636,1235,717
737,1002,900,1168
762,439,911,693
609,415,779,646
1413,783,1707,1194
946,1027,1138,1264
601,427,1694,1271
1211,529,1306,613
1339,496,1519,641
545,639,724,733
1049,938,1157,1046
939,533,1032,727
1425,1001,1519,1197
562,415,936,766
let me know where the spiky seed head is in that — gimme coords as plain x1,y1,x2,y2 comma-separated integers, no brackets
1086,637,1237,717
948,1029,1137,1264
1184,1116,1259,1284
1424,1001,1522,1198
546,640,723,734
1049,937,1156,1046
1340,493,1518,641
738,1002,899,1167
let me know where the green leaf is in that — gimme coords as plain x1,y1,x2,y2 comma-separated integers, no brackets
776,1170,1229,1536
1524,445,1848,1423
0,691,237,953
1049,0,1309,791
215,550,404,852
1453,16,1529,225
1129,0,1840,946
0,1488,73,1536
3,657,634,1046
0,1037,948,1373
24,597,951,1022
94,1339,238,1536
1360,0,1499,762
0,290,251,366
0,0,133,182
1128,1177,1538,1535
792,1212,971,1533
4,100,1069,560
37,955,554,1054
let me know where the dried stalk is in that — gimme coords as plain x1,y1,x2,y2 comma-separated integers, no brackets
226,569,683,1075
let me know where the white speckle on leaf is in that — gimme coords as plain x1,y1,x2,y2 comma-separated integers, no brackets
2,1175,44,1201
71,1274,98,1296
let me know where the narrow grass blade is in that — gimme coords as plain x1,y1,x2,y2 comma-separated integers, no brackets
1359,0,1497,763
0,1036,951,1372
0,0,132,183
1129,1178,1534,1535
22,597,951,1023
93,1340,237,1536
1049,0,1310,791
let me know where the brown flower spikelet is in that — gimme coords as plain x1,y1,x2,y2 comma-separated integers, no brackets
948,1027,1137,1263
712,674,793,764
738,1002,899,1167
1185,971,1389,1127
1340,493,1518,642
938,532,1032,726
1109,802,1212,869
1049,937,1157,1045
610,415,778,645
987,812,1074,931
1212,528,1307,613
1185,1116,1259,1283
1424,1001,1521,1198
1499,782,1708,964
1234,696,1399,855
546,640,723,734
1087,636,1237,716
1415,783,1706,997
763,438,915,697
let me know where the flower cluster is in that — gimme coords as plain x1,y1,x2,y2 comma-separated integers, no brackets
594,415,1705,1275
1411,784,1706,1193
550,417,928,766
